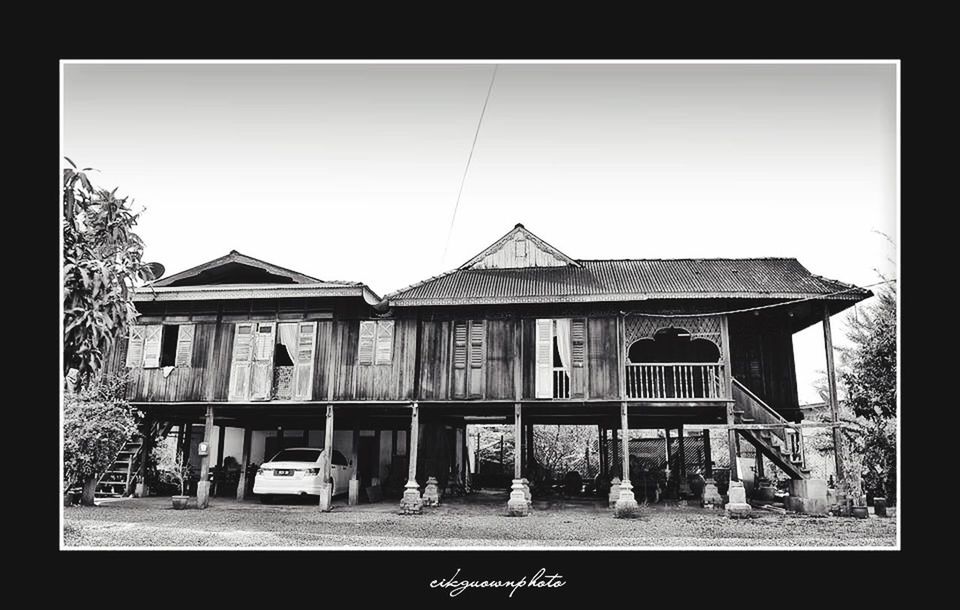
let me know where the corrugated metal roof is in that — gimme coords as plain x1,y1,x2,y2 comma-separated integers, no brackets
386,258,870,306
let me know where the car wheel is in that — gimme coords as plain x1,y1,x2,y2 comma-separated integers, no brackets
259,494,273,504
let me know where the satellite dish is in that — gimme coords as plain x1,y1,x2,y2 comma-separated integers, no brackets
145,262,165,280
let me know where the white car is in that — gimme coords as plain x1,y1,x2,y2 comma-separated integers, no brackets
253,447,352,502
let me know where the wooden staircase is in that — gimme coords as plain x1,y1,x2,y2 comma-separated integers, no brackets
732,379,810,480
95,421,171,498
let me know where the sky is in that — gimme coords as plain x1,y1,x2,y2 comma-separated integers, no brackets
62,62,897,404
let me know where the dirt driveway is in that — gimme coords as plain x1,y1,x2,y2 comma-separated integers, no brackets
62,490,897,548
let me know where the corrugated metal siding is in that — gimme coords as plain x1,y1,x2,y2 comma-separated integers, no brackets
388,258,868,305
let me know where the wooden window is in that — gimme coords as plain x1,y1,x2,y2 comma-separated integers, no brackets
535,319,553,398
469,321,484,368
375,320,394,365
174,324,195,368
293,322,317,400
142,324,163,369
159,325,179,367
228,322,255,401
571,319,586,368
453,321,468,369
250,322,276,401
515,238,527,257
358,321,376,365
125,325,145,368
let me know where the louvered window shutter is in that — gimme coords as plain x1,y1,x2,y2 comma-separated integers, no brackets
293,322,317,400
228,323,255,401
250,322,276,401
453,321,467,369
375,320,394,365
125,325,145,368
142,325,162,369
469,321,484,368
175,324,195,368
571,319,586,368
535,319,553,398
358,321,376,365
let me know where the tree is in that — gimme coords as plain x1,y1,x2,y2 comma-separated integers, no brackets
63,375,139,505
63,158,153,390
808,279,897,504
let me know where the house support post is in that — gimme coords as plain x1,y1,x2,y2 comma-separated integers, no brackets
236,426,252,501
400,403,423,514
134,417,152,498
823,305,846,489
677,425,691,497
197,406,214,509
614,402,640,518
702,428,722,507
664,427,673,496
507,402,530,516
319,405,334,512
349,426,360,506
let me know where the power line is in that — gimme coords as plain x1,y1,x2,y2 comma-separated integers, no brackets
622,278,896,319
441,64,498,266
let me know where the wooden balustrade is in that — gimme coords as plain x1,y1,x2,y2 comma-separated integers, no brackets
624,362,726,399
553,368,570,399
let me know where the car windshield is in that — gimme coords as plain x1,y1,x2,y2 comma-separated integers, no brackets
269,449,322,463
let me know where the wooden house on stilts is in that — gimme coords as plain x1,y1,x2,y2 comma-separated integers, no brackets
104,224,870,516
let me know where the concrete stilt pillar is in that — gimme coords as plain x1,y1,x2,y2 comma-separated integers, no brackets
400,403,423,515
319,405,335,512
349,427,360,506
237,426,252,501
506,403,529,516
196,407,215,509
608,477,621,509
725,479,753,518
614,402,640,518
423,476,441,506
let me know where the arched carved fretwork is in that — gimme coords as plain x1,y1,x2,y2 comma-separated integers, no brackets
624,314,724,362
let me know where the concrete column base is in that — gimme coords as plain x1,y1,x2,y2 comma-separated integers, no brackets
423,476,441,507
702,479,723,508
784,478,828,515
400,480,422,515
614,480,641,518
507,479,530,516
520,477,532,507
755,478,777,502
725,480,752,518
318,483,333,512
348,479,360,506
608,477,621,509
134,483,149,498
196,480,210,509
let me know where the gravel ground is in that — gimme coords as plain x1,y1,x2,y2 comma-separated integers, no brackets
62,491,897,548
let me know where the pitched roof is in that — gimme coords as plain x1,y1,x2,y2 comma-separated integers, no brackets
386,226,872,307
138,250,381,304
151,250,325,287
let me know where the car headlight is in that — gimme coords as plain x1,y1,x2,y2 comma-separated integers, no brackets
303,468,319,476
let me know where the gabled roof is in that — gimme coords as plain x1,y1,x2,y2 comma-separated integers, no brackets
459,223,580,270
136,250,381,305
151,250,323,287
386,225,872,307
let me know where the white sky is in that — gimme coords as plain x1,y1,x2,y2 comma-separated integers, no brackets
62,62,897,404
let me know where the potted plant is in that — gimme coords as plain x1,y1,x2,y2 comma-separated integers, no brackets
158,448,192,509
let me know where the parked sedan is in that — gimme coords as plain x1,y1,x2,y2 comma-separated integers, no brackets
253,447,351,502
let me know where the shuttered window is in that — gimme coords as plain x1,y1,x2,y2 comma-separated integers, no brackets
453,321,468,369
174,324,195,368
142,325,163,369
571,319,586,368
293,322,317,400
535,319,553,398
375,320,394,365
469,321,484,368
125,325,145,368
358,321,376,365
359,320,394,365
228,323,255,401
